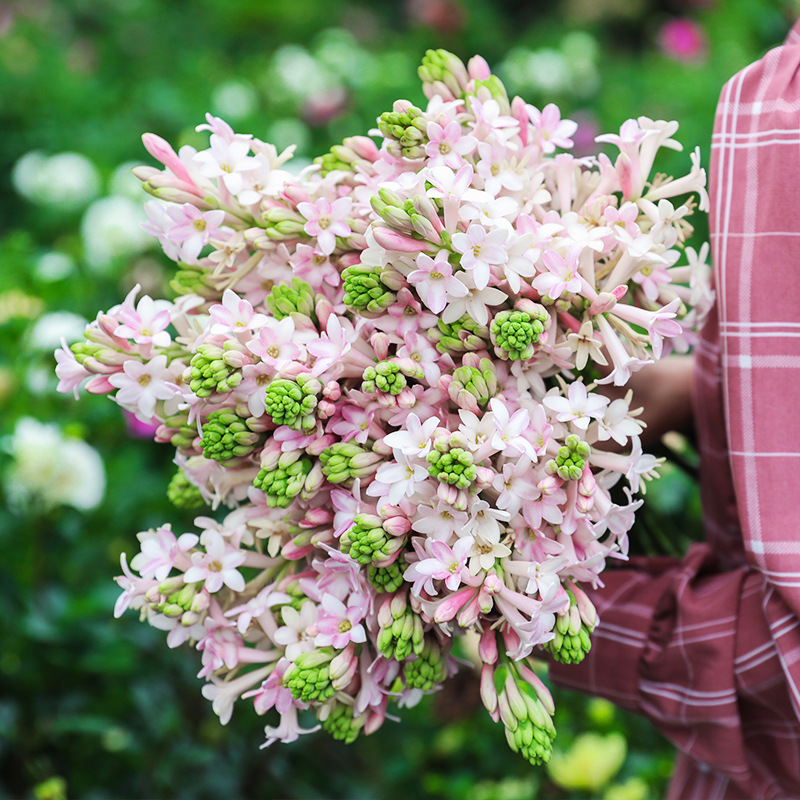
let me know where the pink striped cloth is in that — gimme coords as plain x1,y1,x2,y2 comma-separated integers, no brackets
549,20,800,800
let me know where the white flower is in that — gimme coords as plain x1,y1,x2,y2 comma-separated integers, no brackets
383,413,440,458
81,196,152,273
3,418,105,511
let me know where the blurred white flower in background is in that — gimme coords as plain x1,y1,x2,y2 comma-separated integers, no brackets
34,250,77,283
12,151,101,211
27,311,88,352
211,80,258,122
109,161,147,200
3,418,105,512
80,195,152,273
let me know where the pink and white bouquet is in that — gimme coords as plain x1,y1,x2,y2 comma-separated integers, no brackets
57,50,712,763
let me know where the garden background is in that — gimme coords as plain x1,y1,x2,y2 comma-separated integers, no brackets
0,0,794,798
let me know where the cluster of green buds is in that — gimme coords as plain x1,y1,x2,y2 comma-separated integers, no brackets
418,48,470,102
341,264,397,315
321,702,366,744
541,589,595,665
429,314,490,354
265,278,316,321
167,468,206,509
161,409,197,450
264,374,321,432
282,649,336,703
70,338,126,372
447,357,497,412
171,264,219,301
253,451,317,508
149,577,209,629
314,135,379,177
427,432,477,489
188,341,248,398
361,359,423,398
261,205,308,242
376,591,424,661
402,636,449,691
340,513,406,566
199,409,265,465
319,442,383,486
491,663,557,766
546,434,591,481
490,301,549,361
377,100,428,160
367,562,405,594
370,189,446,246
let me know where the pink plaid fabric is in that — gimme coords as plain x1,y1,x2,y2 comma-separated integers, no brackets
549,20,800,800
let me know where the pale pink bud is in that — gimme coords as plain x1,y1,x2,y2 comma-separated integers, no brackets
142,132,197,188
371,439,392,457
365,706,386,735
396,386,418,409
588,292,618,315
370,332,391,361
474,466,494,489
317,400,336,419
281,540,314,560
478,585,494,614
433,586,475,623
350,135,380,161
323,380,341,401
305,434,336,456
478,629,498,664
372,226,433,253
301,507,333,527
315,296,334,329
537,475,561,495
282,183,309,206
456,593,481,627
86,375,116,394
467,55,492,81
518,663,555,715
380,508,411,536
502,626,521,656
480,663,498,717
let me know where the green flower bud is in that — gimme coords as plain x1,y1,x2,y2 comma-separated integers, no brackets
368,562,405,594
200,409,264,464
490,306,549,360
320,442,382,486
448,361,497,409
340,513,404,565
265,278,316,321
428,315,490,354
377,101,429,160
282,649,336,703
418,49,470,100
547,434,591,482
262,206,308,242
171,265,218,300
341,264,396,314
162,410,196,449
188,343,244,397
377,593,424,661
167,469,206,509
264,375,321,431
427,443,477,488
542,592,594,665
253,453,314,508
362,360,407,396
471,75,509,107
403,637,448,691
321,702,366,744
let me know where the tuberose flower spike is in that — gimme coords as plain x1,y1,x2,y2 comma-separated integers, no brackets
62,45,711,765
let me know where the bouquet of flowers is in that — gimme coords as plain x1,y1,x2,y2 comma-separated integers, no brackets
56,49,712,764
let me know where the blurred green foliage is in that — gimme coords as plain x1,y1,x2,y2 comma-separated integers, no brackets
0,0,794,797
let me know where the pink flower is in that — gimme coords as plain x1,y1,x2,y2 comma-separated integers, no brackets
542,381,609,431
166,203,227,263
115,284,173,348
407,249,469,313
314,595,367,649
108,355,181,419
532,246,583,300
451,224,508,290
193,133,260,196
246,316,305,374
406,536,474,595
297,196,352,255
526,103,578,153
424,120,476,169
184,531,247,593
209,288,267,335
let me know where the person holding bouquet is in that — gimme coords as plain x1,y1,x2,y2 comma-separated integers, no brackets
549,19,800,799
